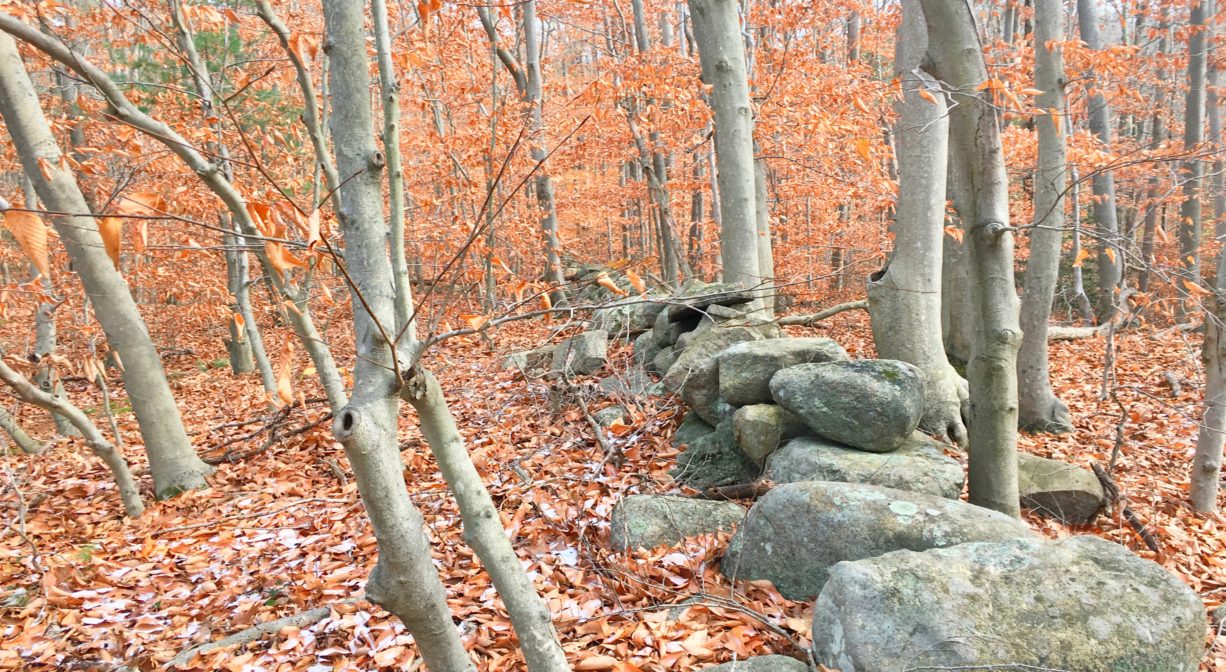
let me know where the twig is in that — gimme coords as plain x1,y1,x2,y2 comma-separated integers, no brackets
156,497,354,535
168,601,355,668
1091,463,1162,556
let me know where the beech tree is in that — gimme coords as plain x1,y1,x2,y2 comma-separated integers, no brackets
918,0,1022,517
868,0,967,447
1017,0,1073,434
0,28,213,499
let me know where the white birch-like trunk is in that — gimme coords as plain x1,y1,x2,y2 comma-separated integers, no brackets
1017,0,1073,434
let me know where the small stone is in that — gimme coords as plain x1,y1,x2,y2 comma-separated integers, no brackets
550,330,608,376
732,404,809,467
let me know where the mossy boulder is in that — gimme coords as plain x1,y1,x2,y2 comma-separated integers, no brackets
721,481,1031,600
718,338,850,406
813,536,1205,671
610,495,745,550
770,360,925,453
732,404,810,467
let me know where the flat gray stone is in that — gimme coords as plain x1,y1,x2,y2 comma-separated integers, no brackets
1018,452,1105,524
610,495,746,550
813,536,1206,672
718,338,850,406
674,411,715,450
764,433,964,499
550,330,608,376
722,481,1031,600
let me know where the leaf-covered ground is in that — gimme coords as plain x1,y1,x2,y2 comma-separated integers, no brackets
0,308,1224,671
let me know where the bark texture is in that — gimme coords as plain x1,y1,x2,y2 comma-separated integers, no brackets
919,0,1022,517
1178,0,1212,320
1017,0,1073,434
869,0,967,447
0,29,212,499
689,0,762,299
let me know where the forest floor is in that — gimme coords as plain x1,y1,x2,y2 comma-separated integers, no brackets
0,303,1224,671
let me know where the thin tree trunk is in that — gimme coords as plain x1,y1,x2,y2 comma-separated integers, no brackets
1178,0,1211,320
0,405,44,455
0,29,212,499
524,1,566,302
0,355,143,516
869,0,967,446
1017,0,1073,434
754,150,775,315
1076,0,1123,321
23,182,77,437
689,0,761,300
920,0,1022,517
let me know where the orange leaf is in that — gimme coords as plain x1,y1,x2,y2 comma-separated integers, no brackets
2,209,51,279
306,209,322,252
608,419,633,437
36,157,56,182
1104,247,1116,264
576,656,618,671
460,313,489,330
1072,248,1092,268
116,191,164,217
943,225,964,243
98,216,122,267
233,312,245,329
625,269,646,294
276,338,294,407
1184,279,1214,296
917,87,938,104
852,96,870,114
1020,87,1045,96
595,272,627,296
855,138,871,162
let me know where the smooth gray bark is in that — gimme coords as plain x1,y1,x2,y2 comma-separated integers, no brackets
1178,0,1212,320
689,0,762,300
523,1,566,302
0,405,44,455
0,355,143,516
1017,0,1073,434
869,0,967,447
919,0,1022,517
0,29,212,499
1076,0,1123,321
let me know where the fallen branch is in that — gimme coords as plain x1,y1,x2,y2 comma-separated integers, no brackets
778,299,868,326
168,602,351,668
1092,463,1162,557
1047,323,1109,341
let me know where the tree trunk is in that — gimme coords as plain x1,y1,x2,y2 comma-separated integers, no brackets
1076,0,1123,321
919,0,1022,517
941,182,975,366
0,355,142,516
1178,0,1212,321
0,405,45,455
869,0,967,447
0,29,212,499
523,1,566,303
1017,0,1073,434
689,0,761,301
754,151,775,315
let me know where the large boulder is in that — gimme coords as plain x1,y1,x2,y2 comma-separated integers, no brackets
666,282,755,322
501,344,555,373
732,404,810,467
1018,452,1105,524
718,338,850,406
651,346,678,376
671,418,758,490
702,656,807,672
592,299,666,338
550,330,608,376
764,433,963,499
770,360,925,453
721,481,1031,600
610,495,746,550
662,324,772,393
680,357,734,426
812,536,1206,672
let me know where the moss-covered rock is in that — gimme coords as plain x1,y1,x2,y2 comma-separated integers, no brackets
732,404,810,467
770,360,926,453
671,418,758,490
813,536,1205,671
718,338,850,406
721,481,1031,600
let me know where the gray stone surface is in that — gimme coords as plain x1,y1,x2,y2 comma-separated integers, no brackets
722,481,1031,600
770,360,925,453
813,536,1206,672
592,299,666,337
550,330,609,376
662,325,773,393
732,404,810,467
671,418,758,490
651,345,677,376
592,405,627,428
596,368,654,399
633,331,662,368
702,656,807,672
666,282,755,322
1018,452,1105,524
680,355,734,426
501,344,555,372
653,308,694,347
610,494,746,550
718,338,850,406
764,433,964,499
674,411,715,450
